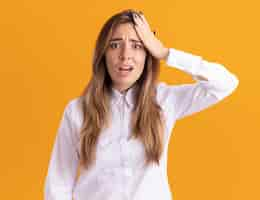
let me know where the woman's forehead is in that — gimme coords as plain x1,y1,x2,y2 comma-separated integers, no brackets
111,23,140,41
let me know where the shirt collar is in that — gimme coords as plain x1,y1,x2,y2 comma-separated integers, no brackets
111,84,138,109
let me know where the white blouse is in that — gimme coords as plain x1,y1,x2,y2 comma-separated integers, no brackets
44,47,239,200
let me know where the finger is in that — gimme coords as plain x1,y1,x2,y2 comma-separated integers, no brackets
137,12,151,29
133,13,144,26
133,22,145,42
133,13,151,35
133,22,144,38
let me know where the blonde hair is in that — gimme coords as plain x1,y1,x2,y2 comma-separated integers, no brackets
78,9,166,171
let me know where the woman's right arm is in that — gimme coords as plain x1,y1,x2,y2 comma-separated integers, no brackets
44,100,80,200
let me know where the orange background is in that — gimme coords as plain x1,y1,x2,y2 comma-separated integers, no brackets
0,1,258,200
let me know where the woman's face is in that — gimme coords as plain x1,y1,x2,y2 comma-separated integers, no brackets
105,22,147,93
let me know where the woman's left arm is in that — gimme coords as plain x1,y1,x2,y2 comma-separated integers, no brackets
133,12,239,120
164,47,239,100
133,12,239,98
160,47,239,120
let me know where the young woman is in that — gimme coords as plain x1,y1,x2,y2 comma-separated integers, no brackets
44,9,239,200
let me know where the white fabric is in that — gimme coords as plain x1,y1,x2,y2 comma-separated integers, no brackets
44,47,239,200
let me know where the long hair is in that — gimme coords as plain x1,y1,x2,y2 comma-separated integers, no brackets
78,9,166,171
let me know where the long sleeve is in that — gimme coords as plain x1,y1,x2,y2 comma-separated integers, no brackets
44,101,80,200
163,47,239,120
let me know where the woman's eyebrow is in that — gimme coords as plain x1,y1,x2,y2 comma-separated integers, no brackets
109,38,142,43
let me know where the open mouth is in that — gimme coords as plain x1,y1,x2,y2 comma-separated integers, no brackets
118,65,134,72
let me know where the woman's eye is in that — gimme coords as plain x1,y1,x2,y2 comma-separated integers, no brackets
133,44,143,49
109,42,143,49
110,43,119,49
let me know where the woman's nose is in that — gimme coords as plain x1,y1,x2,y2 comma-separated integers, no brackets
119,44,133,60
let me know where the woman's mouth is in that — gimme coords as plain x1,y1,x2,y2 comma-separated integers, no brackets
117,65,134,76
118,65,134,71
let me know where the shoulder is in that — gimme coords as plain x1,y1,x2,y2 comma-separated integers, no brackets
156,81,195,105
156,81,198,97
66,96,83,112
64,96,84,128
156,81,177,100
156,82,173,106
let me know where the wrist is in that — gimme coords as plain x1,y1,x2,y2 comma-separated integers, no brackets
162,47,169,61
